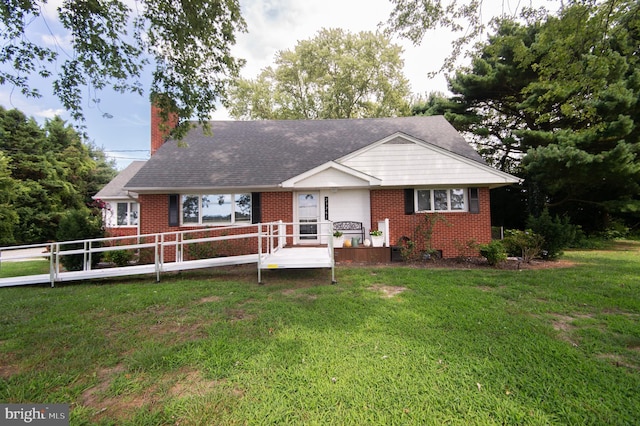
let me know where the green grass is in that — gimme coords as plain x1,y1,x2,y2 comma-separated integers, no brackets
0,260,49,278
1,241,639,425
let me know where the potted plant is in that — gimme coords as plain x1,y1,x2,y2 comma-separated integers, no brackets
369,229,384,247
332,230,344,248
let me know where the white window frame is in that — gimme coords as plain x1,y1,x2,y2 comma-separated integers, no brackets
113,201,139,227
415,188,468,213
180,193,252,226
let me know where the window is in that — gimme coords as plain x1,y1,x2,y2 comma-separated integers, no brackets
115,202,139,226
415,189,467,212
181,194,251,225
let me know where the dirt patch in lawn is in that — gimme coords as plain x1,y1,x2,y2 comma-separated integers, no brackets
225,308,256,322
0,359,20,379
81,366,237,422
0,342,21,379
198,296,222,303
368,284,408,298
281,288,318,300
548,313,595,347
597,353,639,371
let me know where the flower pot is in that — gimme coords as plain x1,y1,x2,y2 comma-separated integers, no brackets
371,235,384,247
333,236,344,248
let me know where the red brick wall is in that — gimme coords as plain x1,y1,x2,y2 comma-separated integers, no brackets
104,228,138,238
261,192,294,245
137,192,296,260
136,189,491,259
370,188,492,258
261,192,293,222
139,194,170,235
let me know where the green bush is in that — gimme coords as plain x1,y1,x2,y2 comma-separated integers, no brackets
479,240,507,266
526,209,578,259
104,249,134,267
503,229,544,263
56,209,104,271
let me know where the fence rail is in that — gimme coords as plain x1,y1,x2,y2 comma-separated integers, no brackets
0,221,335,288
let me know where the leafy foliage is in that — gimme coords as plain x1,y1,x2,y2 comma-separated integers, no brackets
103,249,135,267
503,229,544,262
414,0,640,233
479,240,507,266
526,209,579,259
227,28,411,120
0,0,246,136
0,151,18,244
56,209,103,271
0,107,116,244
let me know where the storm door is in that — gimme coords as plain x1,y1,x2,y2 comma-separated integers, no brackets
296,192,320,244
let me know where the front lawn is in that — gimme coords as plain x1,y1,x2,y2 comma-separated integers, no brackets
0,241,639,425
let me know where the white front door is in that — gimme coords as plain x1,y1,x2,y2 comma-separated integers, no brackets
296,192,320,244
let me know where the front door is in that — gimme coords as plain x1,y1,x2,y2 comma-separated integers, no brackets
296,192,319,244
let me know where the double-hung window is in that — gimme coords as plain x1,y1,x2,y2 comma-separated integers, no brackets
181,194,251,225
115,202,139,226
416,189,467,212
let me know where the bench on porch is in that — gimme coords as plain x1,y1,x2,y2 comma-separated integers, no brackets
333,221,365,242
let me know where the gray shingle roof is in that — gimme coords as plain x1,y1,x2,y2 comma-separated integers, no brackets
125,116,484,191
95,161,146,198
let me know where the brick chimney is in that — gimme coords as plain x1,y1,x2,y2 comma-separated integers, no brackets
150,95,179,155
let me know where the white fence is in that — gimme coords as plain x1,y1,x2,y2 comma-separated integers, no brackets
0,222,335,288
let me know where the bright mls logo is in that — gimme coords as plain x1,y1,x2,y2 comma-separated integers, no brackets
1,404,69,425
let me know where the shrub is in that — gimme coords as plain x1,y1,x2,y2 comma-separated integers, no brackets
104,249,134,267
526,209,578,259
479,240,507,266
56,209,104,271
503,229,544,263
454,239,480,259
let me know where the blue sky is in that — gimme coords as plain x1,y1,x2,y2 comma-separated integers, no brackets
0,0,549,170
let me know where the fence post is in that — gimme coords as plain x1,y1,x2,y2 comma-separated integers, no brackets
155,234,161,282
88,240,93,271
257,224,262,284
49,243,55,287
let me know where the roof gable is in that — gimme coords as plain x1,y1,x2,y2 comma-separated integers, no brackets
339,133,519,187
281,162,381,188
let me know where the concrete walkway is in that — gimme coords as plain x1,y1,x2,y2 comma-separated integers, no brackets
0,247,49,262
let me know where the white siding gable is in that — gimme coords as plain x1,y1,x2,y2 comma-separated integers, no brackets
281,162,381,189
339,134,519,187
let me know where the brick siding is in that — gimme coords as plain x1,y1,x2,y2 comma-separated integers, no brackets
371,188,492,258
130,190,490,260
136,192,295,260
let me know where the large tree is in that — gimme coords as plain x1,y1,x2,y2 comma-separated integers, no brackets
0,0,246,136
0,151,18,244
421,1,640,232
0,107,117,244
227,28,411,120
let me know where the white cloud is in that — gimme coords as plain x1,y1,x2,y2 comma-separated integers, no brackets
36,108,66,119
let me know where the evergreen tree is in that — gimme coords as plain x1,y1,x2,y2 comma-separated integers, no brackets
0,107,117,244
429,1,640,232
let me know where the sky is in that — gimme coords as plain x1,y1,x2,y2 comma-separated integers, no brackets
0,0,552,170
